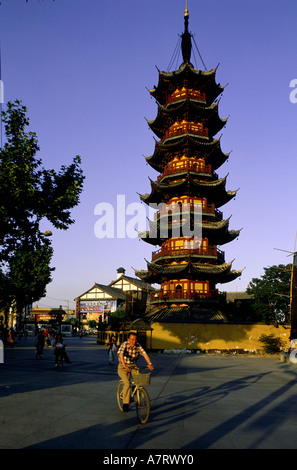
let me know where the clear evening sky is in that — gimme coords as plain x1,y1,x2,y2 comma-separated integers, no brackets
0,0,296,309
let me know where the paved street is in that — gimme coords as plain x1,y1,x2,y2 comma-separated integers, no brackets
1,335,297,451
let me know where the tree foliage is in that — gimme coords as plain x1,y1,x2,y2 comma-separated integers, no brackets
0,100,85,315
109,308,126,329
247,264,291,323
4,240,54,312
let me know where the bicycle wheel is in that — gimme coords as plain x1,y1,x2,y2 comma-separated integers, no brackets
55,351,63,369
58,353,64,368
117,380,124,412
135,387,150,424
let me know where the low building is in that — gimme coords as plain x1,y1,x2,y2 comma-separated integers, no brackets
109,267,155,317
75,283,126,329
30,305,75,322
75,268,154,330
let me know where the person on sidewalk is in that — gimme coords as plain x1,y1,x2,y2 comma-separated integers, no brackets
8,328,15,348
35,330,45,359
108,335,117,365
117,332,153,412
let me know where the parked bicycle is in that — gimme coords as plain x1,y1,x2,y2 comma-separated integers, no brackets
117,366,151,424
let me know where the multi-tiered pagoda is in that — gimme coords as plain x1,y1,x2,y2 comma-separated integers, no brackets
136,7,242,319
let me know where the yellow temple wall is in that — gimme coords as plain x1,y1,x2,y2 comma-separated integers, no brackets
149,322,290,353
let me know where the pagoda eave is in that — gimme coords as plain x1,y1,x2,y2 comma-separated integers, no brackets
145,136,229,172
148,100,224,128
151,63,225,106
138,222,241,247
139,175,237,207
217,270,243,284
135,260,241,284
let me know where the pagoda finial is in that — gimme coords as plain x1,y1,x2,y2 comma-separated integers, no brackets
185,0,189,18
181,1,192,63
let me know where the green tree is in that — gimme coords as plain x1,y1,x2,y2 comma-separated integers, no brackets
5,240,54,313
109,308,126,329
0,100,85,320
247,264,291,323
88,320,97,330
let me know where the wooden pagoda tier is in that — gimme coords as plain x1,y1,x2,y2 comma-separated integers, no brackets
139,173,238,209
148,63,225,108
138,217,241,247
147,100,227,141
137,8,242,307
145,135,230,173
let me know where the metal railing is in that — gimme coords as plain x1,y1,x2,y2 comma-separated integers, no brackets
151,245,220,260
150,289,224,302
166,89,206,105
157,160,211,181
163,123,208,141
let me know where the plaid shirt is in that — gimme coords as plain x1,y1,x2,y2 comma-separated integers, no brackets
117,341,146,365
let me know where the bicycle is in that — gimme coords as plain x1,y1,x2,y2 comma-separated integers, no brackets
117,366,151,424
35,343,44,360
55,348,64,369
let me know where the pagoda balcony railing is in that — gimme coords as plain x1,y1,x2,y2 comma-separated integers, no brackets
157,160,212,181
152,206,222,224
163,124,208,141
166,89,206,105
151,245,225,261
150,289,222,302
154,202,215,219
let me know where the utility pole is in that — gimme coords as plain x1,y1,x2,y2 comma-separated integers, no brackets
290,252,297,337
275,234,297,339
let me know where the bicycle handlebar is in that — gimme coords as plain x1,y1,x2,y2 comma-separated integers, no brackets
127,365,150,371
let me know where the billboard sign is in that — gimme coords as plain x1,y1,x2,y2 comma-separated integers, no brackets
79,300,117,320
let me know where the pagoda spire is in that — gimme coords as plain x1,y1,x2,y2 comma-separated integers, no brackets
181,1,192,63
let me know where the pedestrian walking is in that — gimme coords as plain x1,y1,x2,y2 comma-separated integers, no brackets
8,329,15,348
108,335,117,365
35,330,45,359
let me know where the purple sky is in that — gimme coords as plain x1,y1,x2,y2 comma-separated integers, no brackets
0,0,296,310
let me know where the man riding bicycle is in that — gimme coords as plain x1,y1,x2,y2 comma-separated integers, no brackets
117,332,154,412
